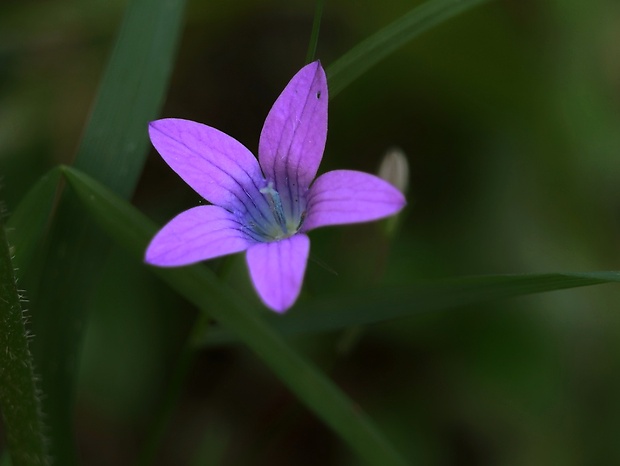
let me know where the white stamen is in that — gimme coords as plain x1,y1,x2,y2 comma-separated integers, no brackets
260,181,288,236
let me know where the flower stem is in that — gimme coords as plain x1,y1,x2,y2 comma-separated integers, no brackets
0,218,49,466
136,311,211,466
305,0,325,63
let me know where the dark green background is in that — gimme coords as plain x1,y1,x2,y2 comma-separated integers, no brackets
2,0,620,464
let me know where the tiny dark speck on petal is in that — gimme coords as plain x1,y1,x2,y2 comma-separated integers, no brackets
316,91,321,99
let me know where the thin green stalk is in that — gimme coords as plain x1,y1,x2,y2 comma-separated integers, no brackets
305,0,325,63
137,312,211,466
0,219,49,466
138,257,237,465
327,0,492,97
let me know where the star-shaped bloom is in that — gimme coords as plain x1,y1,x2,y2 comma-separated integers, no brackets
145,61,406,312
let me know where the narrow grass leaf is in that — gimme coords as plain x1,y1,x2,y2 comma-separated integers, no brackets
29,0,186,464
6,168,62,277
274,272,620,335
327,0,492,97
305,0,325,64
204,272,620,345
61,165,409,466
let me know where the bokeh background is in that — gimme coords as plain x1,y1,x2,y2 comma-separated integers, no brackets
3,0,620,464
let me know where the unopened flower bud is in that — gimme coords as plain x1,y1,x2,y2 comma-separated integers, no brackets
377,147,408,194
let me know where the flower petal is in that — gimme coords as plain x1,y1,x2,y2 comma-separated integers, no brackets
146,205,253,266
246,234,310,313
302,170,406,231
258,61,328,220
149,118,271,217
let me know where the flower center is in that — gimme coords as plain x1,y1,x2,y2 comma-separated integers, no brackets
244,181,304,242
259,182,288,233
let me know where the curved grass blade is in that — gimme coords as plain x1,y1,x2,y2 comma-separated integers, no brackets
327,0,492,97
136,312,211,466
0,219,50,466
203,272,620,345
6,168,62,277
61,165,409,466
272,272,620,336
305,0,325,63
73,0,186,196
29,0,187,464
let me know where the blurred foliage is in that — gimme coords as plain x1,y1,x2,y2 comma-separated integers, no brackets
2,0,620,465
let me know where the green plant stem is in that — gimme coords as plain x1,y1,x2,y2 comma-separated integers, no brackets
0,219,49,466
305,0,325,63
327,0,492,97
137,312,211,466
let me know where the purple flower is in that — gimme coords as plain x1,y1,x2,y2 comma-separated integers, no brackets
145,61,405,312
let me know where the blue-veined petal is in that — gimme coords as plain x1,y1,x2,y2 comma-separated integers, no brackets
246,234,310,312
258,61,328,222
302,170,406,231
149,119,272,222
146,205,254,266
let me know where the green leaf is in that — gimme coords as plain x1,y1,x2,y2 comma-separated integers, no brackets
60,164,410,466
327,0,492,97
6,168,62,277
204,272,619,344
27,0,187,464
0,218,49,466
73,1,187,197
305,0,325,63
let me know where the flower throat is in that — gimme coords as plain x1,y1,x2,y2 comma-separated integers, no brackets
254,181,303,241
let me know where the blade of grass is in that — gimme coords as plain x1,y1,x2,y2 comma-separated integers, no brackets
73,2,186,196
60,164,409,466
206,272,619,343
327,0,492,97
136,313,211,466
5,168,62,277
29,0,186,464
305,0,325,63
0,218,49,466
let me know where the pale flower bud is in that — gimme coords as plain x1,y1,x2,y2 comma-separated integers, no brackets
377,147,408,194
